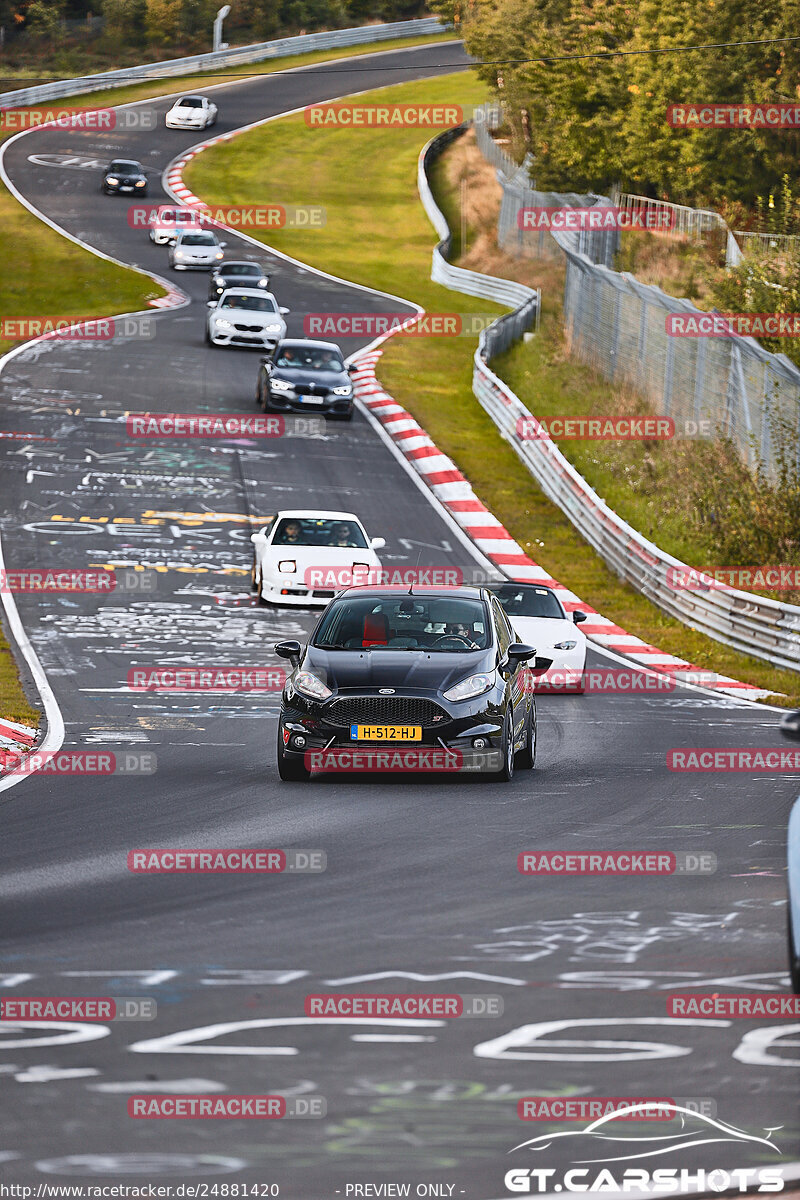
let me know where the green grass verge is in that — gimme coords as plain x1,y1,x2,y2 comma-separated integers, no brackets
0,33,456,727
186,74,799,704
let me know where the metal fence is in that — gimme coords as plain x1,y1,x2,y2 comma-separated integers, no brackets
419,122,800,673
0,18,448,107
472,104,800,476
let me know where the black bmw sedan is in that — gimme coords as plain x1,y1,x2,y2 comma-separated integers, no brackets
256,339,354,420
208,260,271,301
101,159,148,195
274,586,550,782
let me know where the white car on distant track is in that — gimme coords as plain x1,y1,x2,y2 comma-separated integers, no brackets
251,511,385,607
489,581,587,690
206,288,289,350
169,229,226,270
148,204,204,245
165,94,218,130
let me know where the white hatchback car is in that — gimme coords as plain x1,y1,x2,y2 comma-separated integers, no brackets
251,511,385,607
148,204,203,245
165,94,217,130
169,230,225,270
206,288,289,350
489,581,587,690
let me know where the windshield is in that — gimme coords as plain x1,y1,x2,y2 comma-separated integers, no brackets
491,584,565,619
158,209,194,223
110,162,140,173
272,518,367,548
180,234,216,246
219,294,277,312
221,264,261,276
314,595,490,651
274,346,344,372
177,97,203,107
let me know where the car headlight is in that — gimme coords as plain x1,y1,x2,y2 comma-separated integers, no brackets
278,560,296,573
258,279,268,287
264,323,282,333
270,379,292,392
552,640,577,651
135,180,146,187
175,250,186,258
332,385,353,396
215,251,224,260
443,672,494,703
294,671,332,702
106,176,119,185
214,318,233,329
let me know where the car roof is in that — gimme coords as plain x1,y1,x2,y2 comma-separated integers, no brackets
336,585,489,600
217,288,276,300
274,510,362,522
275,338,341,352
487,580,557,594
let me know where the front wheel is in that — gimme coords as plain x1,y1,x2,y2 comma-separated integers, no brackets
277,731,310,781
516,706,536,769
494,709,515,783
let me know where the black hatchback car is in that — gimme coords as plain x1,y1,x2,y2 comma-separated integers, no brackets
274,586,551,782
256,339,354,421
102,159,148,195
208,260,271,301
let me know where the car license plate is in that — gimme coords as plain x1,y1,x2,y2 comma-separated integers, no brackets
121,185,133,192
298,395,324,405
350,724,421,741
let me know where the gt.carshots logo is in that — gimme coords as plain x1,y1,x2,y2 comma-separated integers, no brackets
504,1105,784,1193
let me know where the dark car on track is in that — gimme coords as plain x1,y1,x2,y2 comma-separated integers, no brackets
101,159,148,195
273,585,552,782
208,260,271,301
256,338,354,421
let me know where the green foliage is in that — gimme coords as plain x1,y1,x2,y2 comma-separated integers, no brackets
25,0,65,37
711,243,800,365
456,0,800,207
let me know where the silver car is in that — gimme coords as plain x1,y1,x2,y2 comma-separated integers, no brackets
206,289,289,350
169,230,226,271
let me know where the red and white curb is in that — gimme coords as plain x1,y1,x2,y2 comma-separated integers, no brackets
350,350,769,702
164,118,769,704
0,717,38,756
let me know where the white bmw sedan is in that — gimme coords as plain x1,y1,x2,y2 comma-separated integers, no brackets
165,94,218,129
169,230,225,270
489,581,587,690
251,511,385,607
206,289,288,350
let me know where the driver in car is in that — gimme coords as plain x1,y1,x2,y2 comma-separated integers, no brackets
444,621,479,648
278,520,302,544
329,523,355,547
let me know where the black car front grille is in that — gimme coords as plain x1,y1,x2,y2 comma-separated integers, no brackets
325,696,448,727
235,323,264,333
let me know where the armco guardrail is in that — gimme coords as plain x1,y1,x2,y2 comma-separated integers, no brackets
419,124,800,674
417,129,540,345
0,18,448,107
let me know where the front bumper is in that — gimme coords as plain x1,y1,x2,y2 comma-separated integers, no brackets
530,643,587,692
260,575,337,607
266,389,353,417
166,117,206,129
210,327,281,350
279,689,506,761
172,257,217,270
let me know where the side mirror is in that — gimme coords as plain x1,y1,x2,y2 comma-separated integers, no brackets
219,241,227,248
206,300,216,308
279,306,290,315
370,536,386,550
572,610,587,624
527,655,554,677
347,364,357,374
780,711,800,741
507,642,536,664
250,529,267,544
274,639,302,663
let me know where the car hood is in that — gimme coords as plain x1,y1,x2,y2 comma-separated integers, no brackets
506,614,584,649
303,646,493,692
271,367,349,389
265,545,378,572
213,307,283,324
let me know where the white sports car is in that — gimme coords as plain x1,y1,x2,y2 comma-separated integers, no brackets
169,229,225,270
489,581,587,691
251,511,385,607
206,288,289,350
165,94,218,130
